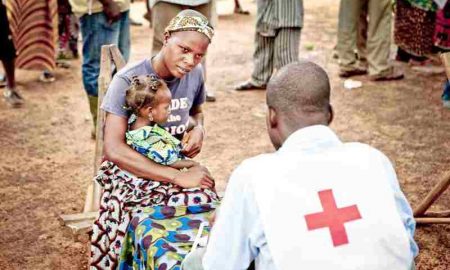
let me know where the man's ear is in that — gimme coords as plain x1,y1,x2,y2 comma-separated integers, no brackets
327,104,334,125
268,106,278,129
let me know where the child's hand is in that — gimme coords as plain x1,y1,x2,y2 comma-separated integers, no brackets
181,126,205,158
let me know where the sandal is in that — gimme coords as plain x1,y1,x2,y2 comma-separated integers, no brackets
234,7,250,15
338,68,367,78
234,81,266,91
206,91,216,102
369,69,404,81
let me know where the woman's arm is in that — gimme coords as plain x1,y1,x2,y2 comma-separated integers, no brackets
103,113,214,188
182,105,205,158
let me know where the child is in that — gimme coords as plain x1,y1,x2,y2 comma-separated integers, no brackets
124,75,198,169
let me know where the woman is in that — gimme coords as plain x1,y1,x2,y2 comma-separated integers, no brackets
5,0,58,82
90,10,219,270
394,0,437,63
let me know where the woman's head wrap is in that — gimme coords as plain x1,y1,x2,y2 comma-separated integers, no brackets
164,9,214,42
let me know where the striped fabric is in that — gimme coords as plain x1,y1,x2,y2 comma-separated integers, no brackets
251,28,301,86
256,0,303,35
5,0,57,71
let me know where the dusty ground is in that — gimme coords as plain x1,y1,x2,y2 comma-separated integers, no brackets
0,0,449,269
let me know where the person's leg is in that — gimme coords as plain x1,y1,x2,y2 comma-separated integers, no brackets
1,58,23,107
0,2,23,107
118,10,131,62
250,33,275,87
273,28,301,71
144,0,152,26
356,1,368,66
80,12,121,128
366,0,401,79
337,0,367,77
234,0,249,15
151,2,182,56
2,58,15,90
235,32,274,90
194,3,217,101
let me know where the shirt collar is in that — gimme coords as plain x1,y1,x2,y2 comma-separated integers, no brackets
278,125,341,153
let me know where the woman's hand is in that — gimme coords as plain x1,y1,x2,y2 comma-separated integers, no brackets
172,165,214,189
181,125,205,158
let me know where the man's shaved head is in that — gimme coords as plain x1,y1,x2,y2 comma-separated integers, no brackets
267,61,331,129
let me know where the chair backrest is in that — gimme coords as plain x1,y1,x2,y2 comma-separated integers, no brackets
84,44,126,213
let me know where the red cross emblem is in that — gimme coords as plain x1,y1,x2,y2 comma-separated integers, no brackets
304,189,362,247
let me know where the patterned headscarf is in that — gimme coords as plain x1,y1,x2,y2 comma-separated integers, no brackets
164,9,214,42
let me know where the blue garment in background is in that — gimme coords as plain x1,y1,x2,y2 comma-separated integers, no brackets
80,10,130,96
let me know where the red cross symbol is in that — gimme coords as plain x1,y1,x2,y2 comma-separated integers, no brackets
304,189,362,247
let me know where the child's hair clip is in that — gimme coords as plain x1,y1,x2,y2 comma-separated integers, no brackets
147,75,161,91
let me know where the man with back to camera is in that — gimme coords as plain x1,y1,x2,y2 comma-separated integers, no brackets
184,61,418,270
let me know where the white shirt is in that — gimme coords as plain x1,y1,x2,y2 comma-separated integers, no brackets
203,125,418,270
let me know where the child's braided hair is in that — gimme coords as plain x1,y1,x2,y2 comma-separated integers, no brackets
124,75,167,115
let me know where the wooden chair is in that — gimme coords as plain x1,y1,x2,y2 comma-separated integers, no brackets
59,44,126,240
412,52,450,225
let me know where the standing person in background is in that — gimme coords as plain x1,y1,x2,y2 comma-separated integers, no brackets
337,0,404,81
394,0,436,65
5,0,58,83
57,0,79,60
434,1,450,108
234,0,303,91
150,0,217,102
0,0,23,107
68,0,131,136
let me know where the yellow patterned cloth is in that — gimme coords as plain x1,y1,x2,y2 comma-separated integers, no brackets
165,12,214,42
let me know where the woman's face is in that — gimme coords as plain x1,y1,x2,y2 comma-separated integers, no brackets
162,31,210,78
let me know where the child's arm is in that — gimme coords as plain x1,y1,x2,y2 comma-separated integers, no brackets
169,159,199,170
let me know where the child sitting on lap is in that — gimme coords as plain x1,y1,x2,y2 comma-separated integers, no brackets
124,75,197,169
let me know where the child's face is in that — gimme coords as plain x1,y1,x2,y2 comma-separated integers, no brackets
151,88,172,124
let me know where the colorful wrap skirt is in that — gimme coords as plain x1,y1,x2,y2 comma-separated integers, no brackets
118,203,217,270
90,161,220,270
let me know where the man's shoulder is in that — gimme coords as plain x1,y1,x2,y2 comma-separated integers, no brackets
234,153,277,177
343,142,390,160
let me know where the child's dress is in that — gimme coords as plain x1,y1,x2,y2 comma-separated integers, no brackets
126,121,184,165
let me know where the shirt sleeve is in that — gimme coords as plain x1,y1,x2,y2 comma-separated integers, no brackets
100,74,130,118
379,153,419,258
192,65,206,107
203,165,259,270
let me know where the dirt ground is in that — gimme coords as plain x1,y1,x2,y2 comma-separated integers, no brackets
0,0,449,269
